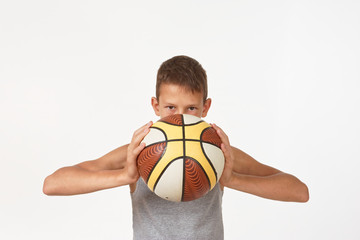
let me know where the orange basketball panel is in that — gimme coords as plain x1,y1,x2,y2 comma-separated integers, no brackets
201,127,222,148
137,142,166,182
182,158,210,202
159,114,183,125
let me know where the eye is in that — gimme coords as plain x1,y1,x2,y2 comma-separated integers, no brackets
188,107,197,111
166,106,175,110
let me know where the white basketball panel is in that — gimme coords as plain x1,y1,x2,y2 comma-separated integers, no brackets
154,158,184,202
142,128,166,146
183,114,202,125
202,143,225,181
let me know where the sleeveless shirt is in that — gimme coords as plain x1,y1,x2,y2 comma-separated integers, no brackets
131,178,224,240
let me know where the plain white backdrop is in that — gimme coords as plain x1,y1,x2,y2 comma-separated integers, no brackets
1,1,359,239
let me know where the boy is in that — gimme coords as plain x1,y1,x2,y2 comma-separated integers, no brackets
43,55,309,239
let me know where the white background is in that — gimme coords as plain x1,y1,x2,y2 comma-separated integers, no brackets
1,1,359,239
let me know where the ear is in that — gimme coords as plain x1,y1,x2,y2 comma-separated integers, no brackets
201,98,212,118
151,97,160,116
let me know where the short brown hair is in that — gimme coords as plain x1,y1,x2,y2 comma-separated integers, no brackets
156,55,208,102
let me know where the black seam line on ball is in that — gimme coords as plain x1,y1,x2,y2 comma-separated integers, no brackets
181,114,186,201
182,120,204,126
157,120,182,127
157,119,204,127
144,127,168,184
200,128,218,181
144,139,220,149
145,141,168,184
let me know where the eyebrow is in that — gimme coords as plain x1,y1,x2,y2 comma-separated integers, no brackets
163,102,176,106
163,103,199,107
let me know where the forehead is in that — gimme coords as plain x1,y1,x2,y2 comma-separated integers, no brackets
158,84,203,104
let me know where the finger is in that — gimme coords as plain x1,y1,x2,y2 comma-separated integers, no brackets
221,143,231,159
132,121,152,143
129,131,150,154
133,142,146,156
133,122,152,138
211,123,226,137
133,121,153,137
128,142,146,164
212,123,230,145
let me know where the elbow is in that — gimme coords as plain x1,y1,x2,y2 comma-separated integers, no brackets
302,185,310,202
43,176,56,196
297,182,310,203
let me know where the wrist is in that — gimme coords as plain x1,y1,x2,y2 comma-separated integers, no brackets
219,170,235,187
123,166,139,185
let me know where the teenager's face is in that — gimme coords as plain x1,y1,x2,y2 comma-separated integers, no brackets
151,84,211,119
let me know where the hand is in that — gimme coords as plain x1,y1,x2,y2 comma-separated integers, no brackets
126,121,152,183
211,123,234,186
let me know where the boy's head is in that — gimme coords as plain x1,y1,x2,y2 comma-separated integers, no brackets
152,55,211,119
156,55,208,102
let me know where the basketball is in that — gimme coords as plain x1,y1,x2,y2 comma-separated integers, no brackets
137,114,225,202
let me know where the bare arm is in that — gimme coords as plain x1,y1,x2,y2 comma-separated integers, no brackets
227,147,309,202
43,122,152,196
211,124,309,202
43,145,129,195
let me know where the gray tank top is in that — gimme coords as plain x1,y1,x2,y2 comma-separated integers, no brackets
131,178,224,240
